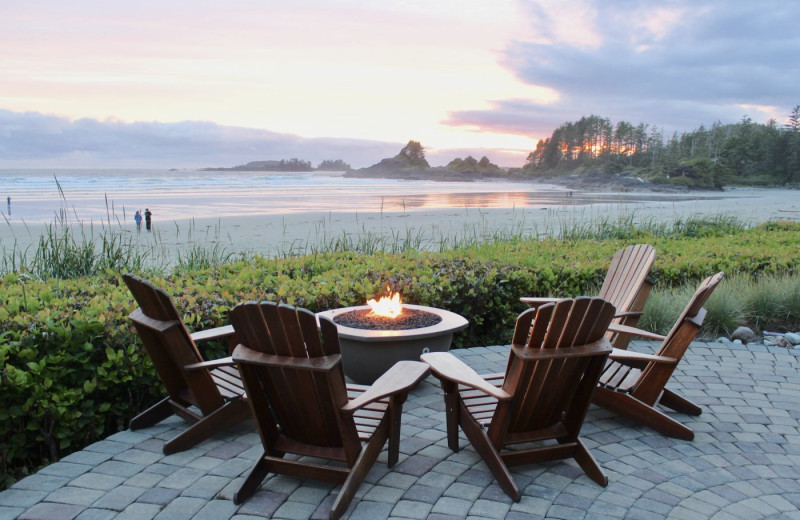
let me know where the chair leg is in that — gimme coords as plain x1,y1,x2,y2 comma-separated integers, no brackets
593,387,694,441
129,397,174,430
659,388,702,416
441,381,461,452
459,410,520,502
233,456,270,504
574,439,608,487
331,420,389,520
386,395,406,468
163,398,251,454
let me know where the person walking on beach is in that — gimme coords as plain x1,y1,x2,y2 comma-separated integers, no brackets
134,210,142,231
6,196,10,215
144,208,153,231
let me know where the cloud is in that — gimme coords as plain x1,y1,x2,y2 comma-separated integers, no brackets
0,110,531,168
444,0,800,138
0,110,403,169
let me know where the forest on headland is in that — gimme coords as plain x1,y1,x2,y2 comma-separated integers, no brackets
521,105,800,189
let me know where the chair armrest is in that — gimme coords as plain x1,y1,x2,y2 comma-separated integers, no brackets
421,352,512,401
614,310,643,319
231,345,341,372
519,296,565,308
609,348,677,365
190,324,235,344
184,356,237,372
341,361,429,413
607,323,667,342
511,339,612,361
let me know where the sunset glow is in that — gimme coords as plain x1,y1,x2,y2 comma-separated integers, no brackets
1,1,798,169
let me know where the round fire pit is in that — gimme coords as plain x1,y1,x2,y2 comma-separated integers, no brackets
316,304,468,384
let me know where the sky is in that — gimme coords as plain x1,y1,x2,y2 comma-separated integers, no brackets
1,0,798,169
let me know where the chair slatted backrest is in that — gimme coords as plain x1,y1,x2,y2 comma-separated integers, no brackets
634,272,724,402
229,301,360,462
494,298,616,442
598,244,655,313
123,274,224,414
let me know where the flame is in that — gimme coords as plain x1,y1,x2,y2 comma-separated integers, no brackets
367,287,403,318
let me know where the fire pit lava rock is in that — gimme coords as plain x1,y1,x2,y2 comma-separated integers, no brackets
316,304,468,384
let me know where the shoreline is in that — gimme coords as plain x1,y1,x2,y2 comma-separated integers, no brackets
2,186,797,262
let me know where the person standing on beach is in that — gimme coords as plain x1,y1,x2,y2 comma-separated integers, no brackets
134,210,142,231
144,208,152,231
6,196,10,215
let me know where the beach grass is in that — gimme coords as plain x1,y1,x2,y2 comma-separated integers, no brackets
0,206,757,279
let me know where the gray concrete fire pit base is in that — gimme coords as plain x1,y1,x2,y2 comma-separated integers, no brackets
316,304,469,384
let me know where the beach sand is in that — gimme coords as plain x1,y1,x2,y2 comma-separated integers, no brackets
1,187,797,262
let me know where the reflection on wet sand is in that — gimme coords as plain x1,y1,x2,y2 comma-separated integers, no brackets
378,190,729,211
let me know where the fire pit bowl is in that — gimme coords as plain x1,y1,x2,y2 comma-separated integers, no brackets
316,304,468,384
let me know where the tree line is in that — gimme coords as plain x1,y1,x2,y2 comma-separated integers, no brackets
522,106,800,188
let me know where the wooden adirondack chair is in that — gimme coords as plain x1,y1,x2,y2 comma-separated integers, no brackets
422,297,616,501
593,272,724,441
521,243,655,349
123,274,250,454
229,301,429,520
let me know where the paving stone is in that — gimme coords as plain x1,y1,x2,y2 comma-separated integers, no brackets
47,487,105,506
510,496,550,516
0,489,48,508
431,496,472,517
402,484,444,504
271,500,319,520
18,502,85,520
391,499,433,519
70,473,125,491
208,458,253,478
75,509,117,520
547,504,587,519
469,498,510,519
234,490,287,517
137,487,181,506
156,467,206,490
38,462,92,479
114,503,161,520
152,496,206,520
84,441,132,456
124,472,166,489
393,454,438,477
61,451,115,466
91,486,146,511
416,471,457,489
0,506,24,520
192,499,239,520
378,472,417,491
443,482,484,501
112,450,162,467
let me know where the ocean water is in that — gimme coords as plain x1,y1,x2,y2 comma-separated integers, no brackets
0,168,718,225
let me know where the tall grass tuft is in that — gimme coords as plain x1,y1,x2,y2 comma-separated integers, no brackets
638,288,686,335
701,276,747,336
174,243,240,273
743,274,800,332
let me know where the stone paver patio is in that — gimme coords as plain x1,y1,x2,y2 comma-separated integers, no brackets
2,340,800,520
